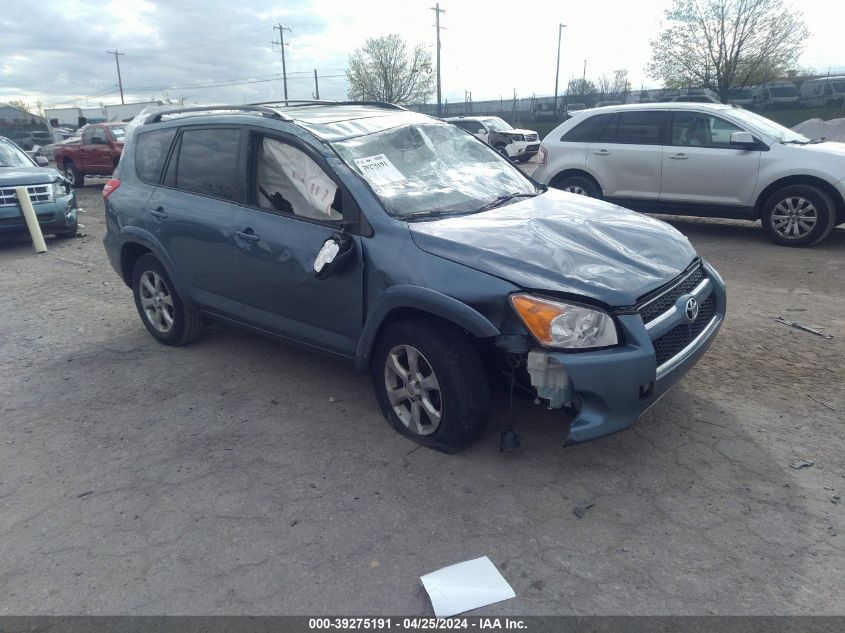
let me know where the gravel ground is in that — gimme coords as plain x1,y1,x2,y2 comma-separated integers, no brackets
0,179,843,615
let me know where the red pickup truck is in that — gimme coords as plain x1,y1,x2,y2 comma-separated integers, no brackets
54,122,126,187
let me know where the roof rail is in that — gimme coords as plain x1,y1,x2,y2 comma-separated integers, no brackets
144,104,291,124
249,99,407,111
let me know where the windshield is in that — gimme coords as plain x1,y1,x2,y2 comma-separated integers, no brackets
0,138,35,168
770,86,798,97
832,81,845,93
483,117,513,132
727,108,809,143
332,123,537,217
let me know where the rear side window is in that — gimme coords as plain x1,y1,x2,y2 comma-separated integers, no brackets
599,111,665,144
171,128,242,201
134,129,176,184
561,113,613,142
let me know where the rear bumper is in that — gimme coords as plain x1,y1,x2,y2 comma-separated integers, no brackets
549,261,726,444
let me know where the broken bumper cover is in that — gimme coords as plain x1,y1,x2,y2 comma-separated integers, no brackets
549,262,726,444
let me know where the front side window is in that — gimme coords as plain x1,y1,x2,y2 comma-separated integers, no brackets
600,111,665,144
453,120,483,134
483,117,513,132
135,128,176,184
92,128,107,144
255,137,341,222
670,112,742,148
82,127,94,144
332,122,536,218
172,128,241,201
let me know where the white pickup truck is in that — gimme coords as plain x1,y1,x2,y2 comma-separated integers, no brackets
445,116,540,162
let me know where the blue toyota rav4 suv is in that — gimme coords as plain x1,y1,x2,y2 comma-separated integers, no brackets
103,102,726,453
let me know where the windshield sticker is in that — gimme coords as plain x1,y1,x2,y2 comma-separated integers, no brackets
353,154,405,184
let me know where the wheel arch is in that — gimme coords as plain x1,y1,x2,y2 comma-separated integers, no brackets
754,175,845,224
548,168,603,195
117,230,195,308
354,285,500,373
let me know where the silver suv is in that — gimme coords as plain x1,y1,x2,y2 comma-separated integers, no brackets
533,103,845,247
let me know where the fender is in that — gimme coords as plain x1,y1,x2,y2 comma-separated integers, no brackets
354,285,500,372
117,226,196,309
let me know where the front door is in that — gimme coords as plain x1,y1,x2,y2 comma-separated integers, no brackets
659,111,761,209
231,133,365,357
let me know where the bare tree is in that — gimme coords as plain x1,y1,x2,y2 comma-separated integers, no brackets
647,0,809,103
346,34,436,104
566,77,596,98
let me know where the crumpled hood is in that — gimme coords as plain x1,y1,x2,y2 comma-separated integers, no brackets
409,189,697,307
0,166,60,187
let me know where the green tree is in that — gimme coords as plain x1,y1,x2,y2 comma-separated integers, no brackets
346,34,436,104
647,0,809,103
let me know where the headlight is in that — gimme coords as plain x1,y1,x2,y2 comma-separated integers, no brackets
511,294,618,349
52,178,70,199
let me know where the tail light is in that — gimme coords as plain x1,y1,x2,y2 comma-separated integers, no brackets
103,178,121,199
537,145,548,166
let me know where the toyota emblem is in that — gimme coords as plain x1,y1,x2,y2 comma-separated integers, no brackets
685,297,699,322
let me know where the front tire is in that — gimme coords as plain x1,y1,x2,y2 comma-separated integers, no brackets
371,317,490,453
760,185,836,247
131,254,206,346
552,174,600,198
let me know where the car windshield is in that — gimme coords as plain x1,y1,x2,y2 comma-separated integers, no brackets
727,108,809,143
332,122,537,218
0,138,35,168
832,81,845,92
483,117,513,132
770,86,798,97
110,126,127,140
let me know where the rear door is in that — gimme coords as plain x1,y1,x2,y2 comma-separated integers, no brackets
229,131,365,356
586,110,666,199
145,126,247,317
659,110,761,208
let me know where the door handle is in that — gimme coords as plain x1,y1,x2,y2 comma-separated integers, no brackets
669,153,688,160
150,207,168,220
592,149,610,156
236,229,260,242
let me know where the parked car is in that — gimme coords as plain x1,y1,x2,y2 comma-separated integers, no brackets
533,102,845,247
444,116,540,162
103,102,726,453
752,81,800,110
800,76,845,108
54,121,126,187
0,136,78,238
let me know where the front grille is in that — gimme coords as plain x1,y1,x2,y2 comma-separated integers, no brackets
638,264,706,324
0,184,53,207
524,133,539,141
652,295,716,366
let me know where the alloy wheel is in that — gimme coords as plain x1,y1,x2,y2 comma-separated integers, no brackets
139,270,175,333
383,344,443,436
563,185,588,195
770,196,818,239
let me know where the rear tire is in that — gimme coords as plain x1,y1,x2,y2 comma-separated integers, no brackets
371,317,490,453
131,254,206,346
63,160,84,188
552,174,600,198
760,185,836,247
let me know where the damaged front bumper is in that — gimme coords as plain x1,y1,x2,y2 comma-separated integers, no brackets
526,263,726,445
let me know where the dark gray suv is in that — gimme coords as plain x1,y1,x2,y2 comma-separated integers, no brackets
103,102,726,453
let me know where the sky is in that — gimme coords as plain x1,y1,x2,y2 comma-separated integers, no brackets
2,0,843,110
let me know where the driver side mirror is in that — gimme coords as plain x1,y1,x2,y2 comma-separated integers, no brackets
313,232,354,280
729,131,758,147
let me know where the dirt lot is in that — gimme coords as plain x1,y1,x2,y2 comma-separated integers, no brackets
0,180,843,615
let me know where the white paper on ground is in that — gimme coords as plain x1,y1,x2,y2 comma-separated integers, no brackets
420,556,516,617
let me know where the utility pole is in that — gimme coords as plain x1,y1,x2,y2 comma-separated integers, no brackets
553,24,566,118
431,3,445,117
107,50,125,104
272,24,291,105
582,59,587,83
313,69,320,99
